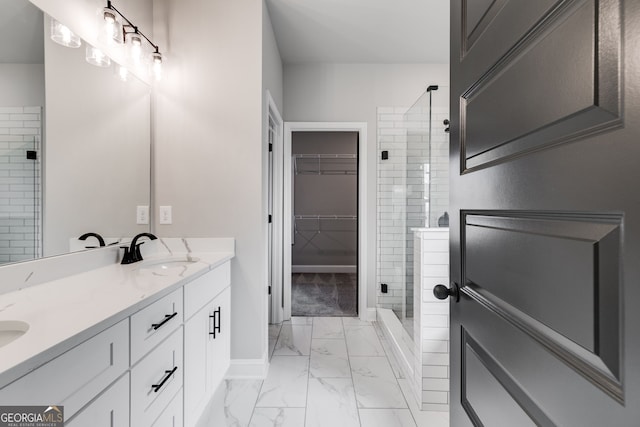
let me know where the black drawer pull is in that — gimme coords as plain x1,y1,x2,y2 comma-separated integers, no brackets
151,366,178,393
151,312,177,330
209,307,221,338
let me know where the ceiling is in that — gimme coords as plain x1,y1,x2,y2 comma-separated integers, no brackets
0,0,44,64
265,0,449,64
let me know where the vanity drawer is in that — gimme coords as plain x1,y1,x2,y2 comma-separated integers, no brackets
0,319,129,419
184,261,230,320
66,373,129,427
151,387,183,427
131,326,183,427
131,288,183,364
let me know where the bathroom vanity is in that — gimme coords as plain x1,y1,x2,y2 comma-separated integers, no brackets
0,238,234,426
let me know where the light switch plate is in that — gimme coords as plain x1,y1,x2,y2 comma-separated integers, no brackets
136,205,149,225
159,206,172,225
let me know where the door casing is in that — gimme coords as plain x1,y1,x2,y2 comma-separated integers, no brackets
283,122,368,321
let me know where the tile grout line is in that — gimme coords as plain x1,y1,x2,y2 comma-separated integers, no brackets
247,323,283,426
303,317,314,427
343,316,363,427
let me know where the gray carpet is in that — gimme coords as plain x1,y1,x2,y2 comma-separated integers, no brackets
292,273,357,316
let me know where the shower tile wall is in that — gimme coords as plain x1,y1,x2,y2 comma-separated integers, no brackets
0,107,42,264
376,107,428,318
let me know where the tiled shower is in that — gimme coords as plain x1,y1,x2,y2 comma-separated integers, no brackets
0,106,42,264
376,86,451,411
376,87,449,329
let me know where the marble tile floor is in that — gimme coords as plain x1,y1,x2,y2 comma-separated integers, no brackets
197,317,449,427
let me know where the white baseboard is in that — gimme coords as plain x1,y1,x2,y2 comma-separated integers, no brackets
226,358,269,379
365,307,377,321
292,265,357,274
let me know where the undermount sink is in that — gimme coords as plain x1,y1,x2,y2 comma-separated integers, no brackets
137,257,200,272
0,320,29,348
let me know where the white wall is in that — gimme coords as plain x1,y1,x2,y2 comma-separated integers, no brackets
284,63,449,308
262,2,283,113
153,0,267,361
0,65,45,107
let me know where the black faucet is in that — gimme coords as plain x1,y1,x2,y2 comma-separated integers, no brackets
121,233,158,264
79,232,106,248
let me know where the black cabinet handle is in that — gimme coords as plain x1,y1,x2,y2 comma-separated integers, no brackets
151,312,177,330
215,307,221,334
209,307,221,338
151,366,177,393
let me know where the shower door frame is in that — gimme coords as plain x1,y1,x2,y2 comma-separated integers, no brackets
282,122,368,321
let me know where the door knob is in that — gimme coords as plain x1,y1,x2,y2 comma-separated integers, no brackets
433,283,460,302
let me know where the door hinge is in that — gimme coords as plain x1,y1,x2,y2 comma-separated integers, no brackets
268,286,271,295
268,214,272,223
268,143,273,152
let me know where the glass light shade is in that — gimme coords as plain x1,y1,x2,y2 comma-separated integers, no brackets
127,33,143,63
102,8,123,44
85,45,111,67
50,19,81,48
151,52,162,81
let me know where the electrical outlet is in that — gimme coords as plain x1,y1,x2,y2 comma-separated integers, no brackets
136,205,149,225
159,206,172,225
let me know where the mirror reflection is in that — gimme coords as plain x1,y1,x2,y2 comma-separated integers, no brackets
0,0,151,265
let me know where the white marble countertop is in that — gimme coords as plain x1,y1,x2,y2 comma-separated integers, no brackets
0,243,234,387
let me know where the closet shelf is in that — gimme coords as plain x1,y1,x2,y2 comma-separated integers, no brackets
293,154,357,175
294,215,357,220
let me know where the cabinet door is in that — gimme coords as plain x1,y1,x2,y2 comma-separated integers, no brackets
208,287,231,390
183,303,211,427
152,388,183,427
66,373,129,427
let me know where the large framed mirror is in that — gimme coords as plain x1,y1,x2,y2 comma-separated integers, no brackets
0,0,151,265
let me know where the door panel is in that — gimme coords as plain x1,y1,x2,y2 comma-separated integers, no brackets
462,0,621,171
450,0,640,425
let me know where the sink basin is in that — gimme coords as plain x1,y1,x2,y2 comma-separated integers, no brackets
0,320,29,348
138,257,200,272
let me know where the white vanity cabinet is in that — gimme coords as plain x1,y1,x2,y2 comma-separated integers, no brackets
183,262,231,427
0,258,232,427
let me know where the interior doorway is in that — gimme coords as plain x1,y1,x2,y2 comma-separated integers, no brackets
291,131,358,316
283,122,368,321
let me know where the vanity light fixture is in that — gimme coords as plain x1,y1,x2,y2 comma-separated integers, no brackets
50,19,81,48
102,1,163,80
86,45,111,67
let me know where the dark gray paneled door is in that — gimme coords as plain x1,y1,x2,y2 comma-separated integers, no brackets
448,0,640,425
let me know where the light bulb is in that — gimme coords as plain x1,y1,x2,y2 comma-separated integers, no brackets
86,45,111,67
50,19,81,48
